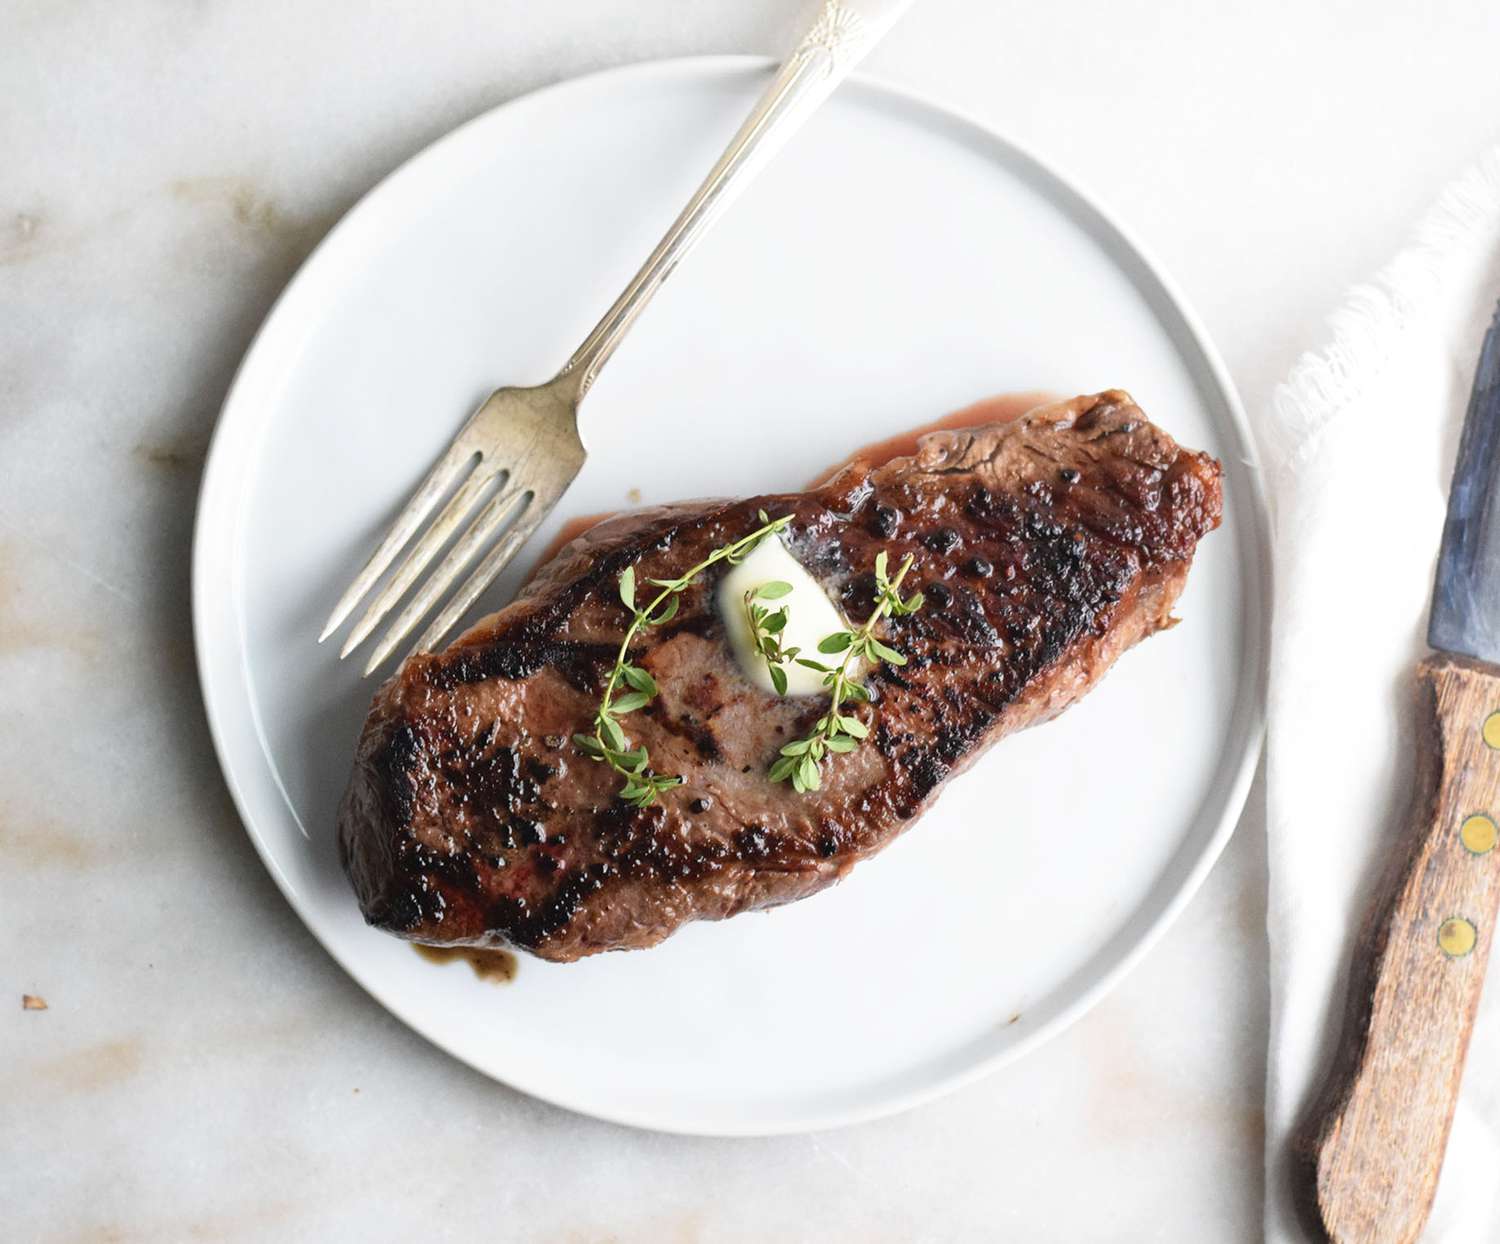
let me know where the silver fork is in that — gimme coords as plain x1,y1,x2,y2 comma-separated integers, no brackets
321,0,916,676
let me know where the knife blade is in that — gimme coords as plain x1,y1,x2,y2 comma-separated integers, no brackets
1430,301,1500,661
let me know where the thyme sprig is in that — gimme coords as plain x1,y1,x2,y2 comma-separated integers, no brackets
770,551,925,793
574,511,792,807
744,580,798,695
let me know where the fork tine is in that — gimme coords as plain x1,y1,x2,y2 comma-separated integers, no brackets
337,458,501,659
401,498,552,666
319,439,479,643
361,487,534,676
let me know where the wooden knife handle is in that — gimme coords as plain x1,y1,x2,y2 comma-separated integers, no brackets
1294,653,1500,1243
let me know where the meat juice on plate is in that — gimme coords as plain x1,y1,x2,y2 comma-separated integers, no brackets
412,943,519,983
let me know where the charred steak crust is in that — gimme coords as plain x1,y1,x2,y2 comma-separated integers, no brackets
339,391,1223,961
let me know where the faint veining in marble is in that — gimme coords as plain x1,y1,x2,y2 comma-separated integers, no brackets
133,439,209,472
169,176,336,255
0,814,102,869
29,1038,144,1094
1080,993,1266,1152
74,1197,299,1243
0,542,106,660
172,176,279,233
2,210,45,264
552,1210,708,1244
2,180,335,274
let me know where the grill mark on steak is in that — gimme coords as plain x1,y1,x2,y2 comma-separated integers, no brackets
338,391,1223,961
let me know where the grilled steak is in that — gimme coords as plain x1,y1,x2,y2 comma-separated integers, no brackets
339,391,1222,961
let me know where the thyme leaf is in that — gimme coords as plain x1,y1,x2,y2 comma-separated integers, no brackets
744,580,800,696
771,551,924,794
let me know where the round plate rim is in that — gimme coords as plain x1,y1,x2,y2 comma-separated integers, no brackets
191,53,1271,1137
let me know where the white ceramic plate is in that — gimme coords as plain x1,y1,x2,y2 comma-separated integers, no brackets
194,57,1269,1136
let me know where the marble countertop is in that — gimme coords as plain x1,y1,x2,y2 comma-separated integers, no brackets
6,2,1500,1239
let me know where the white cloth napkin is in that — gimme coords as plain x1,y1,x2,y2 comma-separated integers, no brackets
1260,146,1500,1242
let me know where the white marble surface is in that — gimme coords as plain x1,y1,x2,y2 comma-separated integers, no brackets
4,2,1500,1239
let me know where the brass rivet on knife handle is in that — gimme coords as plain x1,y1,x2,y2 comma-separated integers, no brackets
1484,711,1500,749
1292,655,1500,1244
1460,813,1497,855
1437,916,1478,958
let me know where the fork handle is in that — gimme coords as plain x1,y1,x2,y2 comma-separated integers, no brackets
559,0,917,397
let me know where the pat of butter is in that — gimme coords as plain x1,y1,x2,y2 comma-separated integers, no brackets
718,536,851,697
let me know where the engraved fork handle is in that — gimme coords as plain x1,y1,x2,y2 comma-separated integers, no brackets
558,0,917,399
